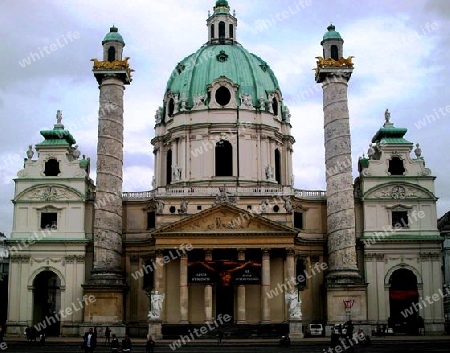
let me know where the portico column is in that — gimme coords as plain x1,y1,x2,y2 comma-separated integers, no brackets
261,248,271,323
204,249,213,323
285,249,296,320
286,249,295,285
180,253,188,323
237,248,246,324
154,251,165,296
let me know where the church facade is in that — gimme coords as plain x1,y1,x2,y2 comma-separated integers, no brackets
6,0,445,337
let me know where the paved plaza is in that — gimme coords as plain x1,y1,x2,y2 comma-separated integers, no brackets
1,337,450,353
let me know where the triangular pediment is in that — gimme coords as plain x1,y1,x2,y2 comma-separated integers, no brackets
152,203,296,235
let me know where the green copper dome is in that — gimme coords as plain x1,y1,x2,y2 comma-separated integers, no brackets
102,26,125,45
323,24,342,41
166,43,281,108
216,0,229,6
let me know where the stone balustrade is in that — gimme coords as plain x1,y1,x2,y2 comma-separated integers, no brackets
118,186,326,201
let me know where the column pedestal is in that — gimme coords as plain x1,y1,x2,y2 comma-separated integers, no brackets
148,319,163,340
289,319,304,340
326,286,367,323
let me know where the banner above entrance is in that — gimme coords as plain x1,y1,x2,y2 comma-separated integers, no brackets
188,260,261,285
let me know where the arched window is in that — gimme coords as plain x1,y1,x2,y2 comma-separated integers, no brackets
229,24,234,39
219,21,226,43
215,140,232,176
275,149,281,184
388,157,405,175
108,46,116,62
166,150,172,185
44,158,60,176
272,98,279,116
168,98,175,117
211,24,215,39
330,45,339,60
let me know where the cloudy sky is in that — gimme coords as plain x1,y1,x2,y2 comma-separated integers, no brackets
0,0,449,234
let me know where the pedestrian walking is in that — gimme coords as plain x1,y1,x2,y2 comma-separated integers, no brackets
110,334,119,353
104,326,111,345
122,334,132,352
146,335,156,353
217,329,224,345
82,327,97,353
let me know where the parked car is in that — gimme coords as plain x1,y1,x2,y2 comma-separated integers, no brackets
305,323,324,337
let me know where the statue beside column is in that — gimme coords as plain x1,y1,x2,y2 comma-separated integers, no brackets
147,289,164,339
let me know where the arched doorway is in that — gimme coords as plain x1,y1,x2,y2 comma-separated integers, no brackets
33,271,61,336
389,268,419,334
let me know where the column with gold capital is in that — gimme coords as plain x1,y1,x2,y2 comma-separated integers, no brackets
83,26,133,336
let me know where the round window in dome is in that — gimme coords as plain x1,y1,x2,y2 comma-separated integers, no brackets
215,86,231,106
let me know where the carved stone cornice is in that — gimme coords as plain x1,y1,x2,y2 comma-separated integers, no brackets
129,254,140,262
31,257,65,266
310,255,320,263
10,255,30,263
420,252,440,260
286,248,295,257
64,255,85,263
364,253,384,261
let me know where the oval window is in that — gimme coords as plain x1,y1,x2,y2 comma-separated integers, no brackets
215,86,231,106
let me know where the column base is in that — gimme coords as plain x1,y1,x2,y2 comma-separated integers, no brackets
237,320,247,324
326,268,362,285
148,319,163,340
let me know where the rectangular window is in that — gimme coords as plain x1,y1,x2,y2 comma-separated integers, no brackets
147,212,156,229
143,264,154,289
296,258,307,290
41,213,57,229
392,211,408,228
294,212,303,229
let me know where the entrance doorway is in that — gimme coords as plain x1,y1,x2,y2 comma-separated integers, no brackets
216,285,234,323
33,271,61,336
389,268,419,334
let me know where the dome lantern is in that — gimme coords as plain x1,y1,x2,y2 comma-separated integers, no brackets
102,25,125,62
321,24,344,60
207,0,237,44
